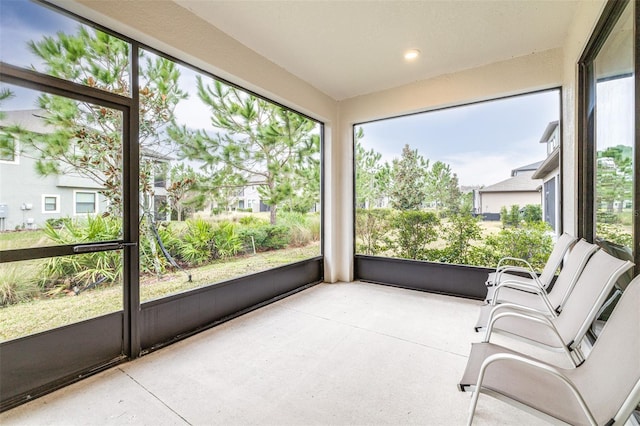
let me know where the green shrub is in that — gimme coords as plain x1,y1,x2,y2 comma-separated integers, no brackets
435,212,482,265
522,204,542,223
306,213,321,241
500,205,522,228
391,210,439,260
238,224,290,252
239,215,267,226
212,221,243,259
277,211,313,246
45,217,71,229
40,216,123,293
355,208,392,255
596,211,621,224
0,265,40,306
596,223,633,248
138,221,183,275
179,218,216,265
475,221,553,271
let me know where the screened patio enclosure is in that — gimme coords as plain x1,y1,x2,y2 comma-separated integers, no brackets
0,0,638,414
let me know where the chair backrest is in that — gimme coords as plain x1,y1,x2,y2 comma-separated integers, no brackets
538,233,578,288
595,237,635,291
547,239,598,312
555,249,633,349
572,275,640,425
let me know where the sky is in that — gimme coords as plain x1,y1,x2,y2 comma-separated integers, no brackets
358,90,560,187
1,0,634,189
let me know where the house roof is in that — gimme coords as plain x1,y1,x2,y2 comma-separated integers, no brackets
532,147,560,179
511,161,544,176
0,109,52,134
479,171,542,193
539,120,559,143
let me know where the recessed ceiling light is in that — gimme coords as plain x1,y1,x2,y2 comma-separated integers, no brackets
404,49,420,61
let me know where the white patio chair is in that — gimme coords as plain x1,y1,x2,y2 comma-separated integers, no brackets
474,239,598,331
482,249,632,365
485,232,577,302
458,275,640,426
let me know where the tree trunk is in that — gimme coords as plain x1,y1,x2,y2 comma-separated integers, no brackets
270,205,277,225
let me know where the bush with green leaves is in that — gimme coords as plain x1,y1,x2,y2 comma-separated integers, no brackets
212,221,243,259
238,215,264,226
355,208,393,255
391,210,440,260
596,223,633,248
596,211,621,224
179,218,216,265
0,265,40,306
178,219,243,264
45,217,71,229
522,204,542,223
305,213,321,241
500,204,522,228
138,222,185,275
433,212,482,265
277,211,313,246
475,221,553,271
238,223,290,252
40,216,123,293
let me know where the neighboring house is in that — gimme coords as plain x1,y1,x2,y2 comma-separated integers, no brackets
477,161,543,220
461,185,482,214
0,109,108,231
235,182,269,213
0,109,171,230
142,148,173,222
532,121,561,234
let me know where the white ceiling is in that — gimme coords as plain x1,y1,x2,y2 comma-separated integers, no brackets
174,1,582,101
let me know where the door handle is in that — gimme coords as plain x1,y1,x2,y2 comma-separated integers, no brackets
73,242,137,253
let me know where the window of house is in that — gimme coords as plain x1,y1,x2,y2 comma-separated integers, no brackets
153,162,168,188
0,138,17,163
354,89,561,273
74,191,97,214
42,194,59,213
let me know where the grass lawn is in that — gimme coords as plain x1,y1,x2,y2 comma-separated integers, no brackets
0,229,51,250
0,242,320,342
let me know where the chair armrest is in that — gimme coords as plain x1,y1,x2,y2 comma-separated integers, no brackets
485,302,552,325
468,353,597,426
496,256,530,270
482,310,567,357
491,280,554,314
492,258,538,286
490,266,539,286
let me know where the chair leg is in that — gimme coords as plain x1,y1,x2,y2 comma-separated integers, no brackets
467,389,481,426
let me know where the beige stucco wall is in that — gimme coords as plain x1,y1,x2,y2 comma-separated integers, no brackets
480,191,542,215
57,0,608,283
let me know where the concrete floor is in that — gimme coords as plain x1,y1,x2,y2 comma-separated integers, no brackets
0,281,567,425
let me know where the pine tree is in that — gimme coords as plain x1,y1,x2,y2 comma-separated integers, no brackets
13,27,186,215
426,160,462,213
355,128,391,209
390,144,428,210
169,78,320,224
